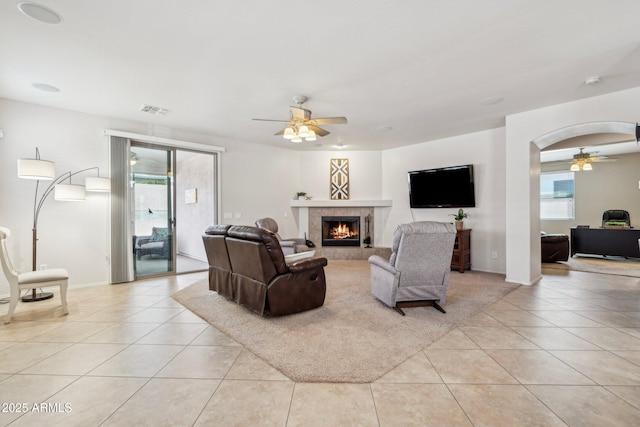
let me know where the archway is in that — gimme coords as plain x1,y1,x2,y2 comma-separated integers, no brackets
530,121,638,277
532,121,638,151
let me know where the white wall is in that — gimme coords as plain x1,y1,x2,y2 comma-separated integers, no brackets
220,141,301,237
0,99,111,291
380,128,507,273
298,150,383,201
0,98,301,294
506,86,640,284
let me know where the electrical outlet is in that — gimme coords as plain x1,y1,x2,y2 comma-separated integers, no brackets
234,212,242,219
491,251,498,259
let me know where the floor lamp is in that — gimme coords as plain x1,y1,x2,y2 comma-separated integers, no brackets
17,148,110,302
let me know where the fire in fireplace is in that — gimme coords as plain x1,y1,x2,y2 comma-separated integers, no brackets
322,216,360,246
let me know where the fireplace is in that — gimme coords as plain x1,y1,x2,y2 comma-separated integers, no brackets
322,216,360,247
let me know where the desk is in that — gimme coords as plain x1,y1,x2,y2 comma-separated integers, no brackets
570,227,640,258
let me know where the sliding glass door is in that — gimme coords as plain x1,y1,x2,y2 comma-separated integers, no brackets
131,145,175,277
109,131,221,283
129,144,216,278
174,150,216,274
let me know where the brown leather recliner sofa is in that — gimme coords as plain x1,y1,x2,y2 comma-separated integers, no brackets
202,224,327,316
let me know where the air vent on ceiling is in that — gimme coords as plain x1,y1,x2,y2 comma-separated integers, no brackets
139,104,169,115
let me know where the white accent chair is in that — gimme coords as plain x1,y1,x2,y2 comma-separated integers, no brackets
0,227,69,324
368,221,456,315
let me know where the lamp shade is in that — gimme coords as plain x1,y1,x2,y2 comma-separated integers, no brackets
582,162,593,171
85,177,111,192
54,184,86,201
305,130,317,141
298,125,310,138
291,136,303,143
17,158,55,180
283,127,295,140
570,163,580,171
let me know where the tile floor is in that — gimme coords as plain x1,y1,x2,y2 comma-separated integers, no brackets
1,264,640,426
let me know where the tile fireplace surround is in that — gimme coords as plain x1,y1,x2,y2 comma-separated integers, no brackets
290,200,392,260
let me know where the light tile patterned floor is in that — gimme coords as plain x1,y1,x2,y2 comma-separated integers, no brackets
1,263,640,426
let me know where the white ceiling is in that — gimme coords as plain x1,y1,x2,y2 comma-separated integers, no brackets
2,1,640,151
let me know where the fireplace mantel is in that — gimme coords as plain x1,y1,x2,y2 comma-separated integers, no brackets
290,199,392,208
290,200,392,259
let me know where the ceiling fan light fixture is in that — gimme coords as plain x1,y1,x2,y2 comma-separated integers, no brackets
582,162,593,171
254,97,347,143
570,163,580,171
298,125,310,138
305,130,317,141
283,127,295,140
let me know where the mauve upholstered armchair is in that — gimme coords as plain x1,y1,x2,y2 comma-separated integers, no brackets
368,221,456,315
255,217,309,255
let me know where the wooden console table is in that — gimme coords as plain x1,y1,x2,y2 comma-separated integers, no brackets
570,227,640,258
451,229,471,273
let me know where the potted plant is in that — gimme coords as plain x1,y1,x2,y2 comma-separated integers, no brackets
449,208,469,230
294,191,310,200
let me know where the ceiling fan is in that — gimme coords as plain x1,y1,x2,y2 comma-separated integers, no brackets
253,96,347,143
568,148,617,171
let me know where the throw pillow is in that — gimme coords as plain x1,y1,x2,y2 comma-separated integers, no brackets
151,227,169,241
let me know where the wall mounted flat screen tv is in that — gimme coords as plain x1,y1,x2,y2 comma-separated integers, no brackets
408,164,476,208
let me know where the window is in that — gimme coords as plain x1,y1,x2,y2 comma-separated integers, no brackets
540,171,575,219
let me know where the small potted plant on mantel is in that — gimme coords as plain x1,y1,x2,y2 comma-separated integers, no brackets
294,191,311,200
449,208,469,230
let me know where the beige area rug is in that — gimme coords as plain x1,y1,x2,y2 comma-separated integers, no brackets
173,260,519,383
543,255,640,278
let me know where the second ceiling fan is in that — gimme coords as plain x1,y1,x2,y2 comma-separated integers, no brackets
253,96,347,143
568,147,617,171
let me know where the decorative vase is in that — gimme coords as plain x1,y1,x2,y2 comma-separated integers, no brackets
455,220,463,230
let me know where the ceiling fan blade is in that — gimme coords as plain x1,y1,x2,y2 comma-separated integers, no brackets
544,160,572,165
252,118,290,123
290,106,311,120
309,125,330,137
311,117,348,125
274,128,288,136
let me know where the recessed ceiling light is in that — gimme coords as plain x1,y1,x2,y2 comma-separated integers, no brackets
480,96,504,106
584,76,602,86
32,82,60,93
17,2,63,24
